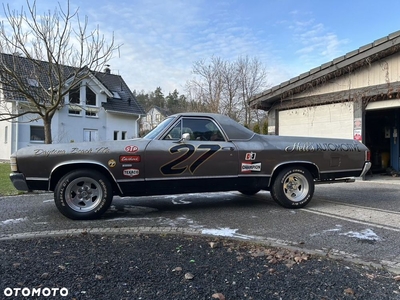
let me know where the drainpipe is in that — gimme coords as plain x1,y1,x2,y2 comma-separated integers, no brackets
13,101,19,155
136,115,142,138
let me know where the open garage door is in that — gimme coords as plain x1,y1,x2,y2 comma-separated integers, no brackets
365,106,400,173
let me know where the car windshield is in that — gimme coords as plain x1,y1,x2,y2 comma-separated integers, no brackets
143,117,175,139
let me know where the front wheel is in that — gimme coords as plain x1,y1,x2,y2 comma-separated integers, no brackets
54,170,113,220
270,166,314,208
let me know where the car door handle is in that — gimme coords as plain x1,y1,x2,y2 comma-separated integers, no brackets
222,146,235,151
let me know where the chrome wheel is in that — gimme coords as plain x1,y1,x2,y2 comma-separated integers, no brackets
282,173,309,202
270,166,314,208
65,177,103,212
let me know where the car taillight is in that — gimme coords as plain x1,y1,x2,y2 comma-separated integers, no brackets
366,150,371,162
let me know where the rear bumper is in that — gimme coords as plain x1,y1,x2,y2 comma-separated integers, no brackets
9,172,30,191
360,161,372,178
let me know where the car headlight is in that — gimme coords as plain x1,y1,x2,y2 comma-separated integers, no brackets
10,156,18,172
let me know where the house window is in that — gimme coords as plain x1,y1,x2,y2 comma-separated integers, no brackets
122,131,127,140
4,126,8,143
86,86,96,106
85,109,98,117
69,86,80,104
30,126,45,141
114,131,118,140
69,107,82,116
83,129,98,142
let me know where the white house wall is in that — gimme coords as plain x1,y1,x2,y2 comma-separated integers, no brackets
106,113,138,140
279,102,354,139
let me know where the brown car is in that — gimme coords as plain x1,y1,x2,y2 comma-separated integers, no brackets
10,113,371,220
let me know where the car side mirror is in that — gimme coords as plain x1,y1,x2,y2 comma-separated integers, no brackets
181,133,191,141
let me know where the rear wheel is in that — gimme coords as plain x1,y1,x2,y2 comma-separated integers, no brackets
54,169,113,220
270,166,314,208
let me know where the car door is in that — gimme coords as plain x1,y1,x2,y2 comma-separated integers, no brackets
144,117,239,194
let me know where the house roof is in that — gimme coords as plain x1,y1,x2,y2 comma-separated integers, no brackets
0,52,145,116
149,105,170,117
0,52,76,101
250,30,400,111
95,71,146,116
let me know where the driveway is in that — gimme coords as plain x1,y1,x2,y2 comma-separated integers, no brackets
1,177,400,273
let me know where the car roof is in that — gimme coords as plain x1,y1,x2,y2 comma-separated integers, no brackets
169,112,255,140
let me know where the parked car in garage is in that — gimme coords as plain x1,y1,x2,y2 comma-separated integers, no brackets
10,113,371,220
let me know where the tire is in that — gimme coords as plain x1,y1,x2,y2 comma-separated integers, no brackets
238,189,260,196
54,169,113,220
270,166,314,208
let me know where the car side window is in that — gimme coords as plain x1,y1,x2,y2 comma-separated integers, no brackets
163,118,225,141
183,119,225,141
164,121,182,140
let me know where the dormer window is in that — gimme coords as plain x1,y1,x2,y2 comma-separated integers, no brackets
86,86,96,106
27,78,39,87
112,91,121,99
69,86,80,104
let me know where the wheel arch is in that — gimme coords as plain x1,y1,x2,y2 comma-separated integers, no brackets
49,162,121,194
269,161,319,187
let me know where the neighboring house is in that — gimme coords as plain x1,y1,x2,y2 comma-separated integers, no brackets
250,30,400,172
140,105,170,135
0,53,145,160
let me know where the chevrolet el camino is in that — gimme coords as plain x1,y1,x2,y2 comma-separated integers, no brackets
10,113,371,220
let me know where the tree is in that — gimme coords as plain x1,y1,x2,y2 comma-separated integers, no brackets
236,56,269,126
253,123,261,133
152,87,165,108
187,56,225,114
166,89,187,113
186,55,269,124
262,119,268,134
0,0,119,143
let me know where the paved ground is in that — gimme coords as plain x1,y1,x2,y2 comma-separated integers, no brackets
2,176,400,299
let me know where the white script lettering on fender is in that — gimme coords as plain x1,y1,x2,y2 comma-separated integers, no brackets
284,142,360,153
34,147,110,157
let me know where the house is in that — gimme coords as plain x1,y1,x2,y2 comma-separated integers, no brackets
250,30,400,173
0,53,145,160
140,105,170,135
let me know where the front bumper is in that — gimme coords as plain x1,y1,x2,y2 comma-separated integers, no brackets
10,172,30,191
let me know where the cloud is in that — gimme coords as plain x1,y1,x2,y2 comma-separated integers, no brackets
82,0,275,93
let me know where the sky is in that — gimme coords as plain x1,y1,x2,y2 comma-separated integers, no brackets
2,0,400,95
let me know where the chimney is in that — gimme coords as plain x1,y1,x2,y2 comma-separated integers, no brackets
104,65,111,74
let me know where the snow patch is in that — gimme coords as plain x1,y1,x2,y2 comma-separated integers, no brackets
340,229,381,241
201,227,254,240
1,217,28,225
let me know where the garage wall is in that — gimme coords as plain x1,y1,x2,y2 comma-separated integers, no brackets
279,102,354,138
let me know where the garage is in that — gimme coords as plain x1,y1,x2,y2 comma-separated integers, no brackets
250,30,400,173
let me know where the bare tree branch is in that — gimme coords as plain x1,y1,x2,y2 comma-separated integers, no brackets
0,0,120,143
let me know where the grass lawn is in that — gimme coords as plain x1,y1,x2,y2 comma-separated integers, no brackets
0,163,19,196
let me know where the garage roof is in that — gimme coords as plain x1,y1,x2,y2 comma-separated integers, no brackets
250,30,400,111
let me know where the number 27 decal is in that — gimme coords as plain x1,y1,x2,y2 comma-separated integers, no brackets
161,144,222,175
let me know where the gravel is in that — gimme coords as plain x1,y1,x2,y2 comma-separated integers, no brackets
1,233,400,299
